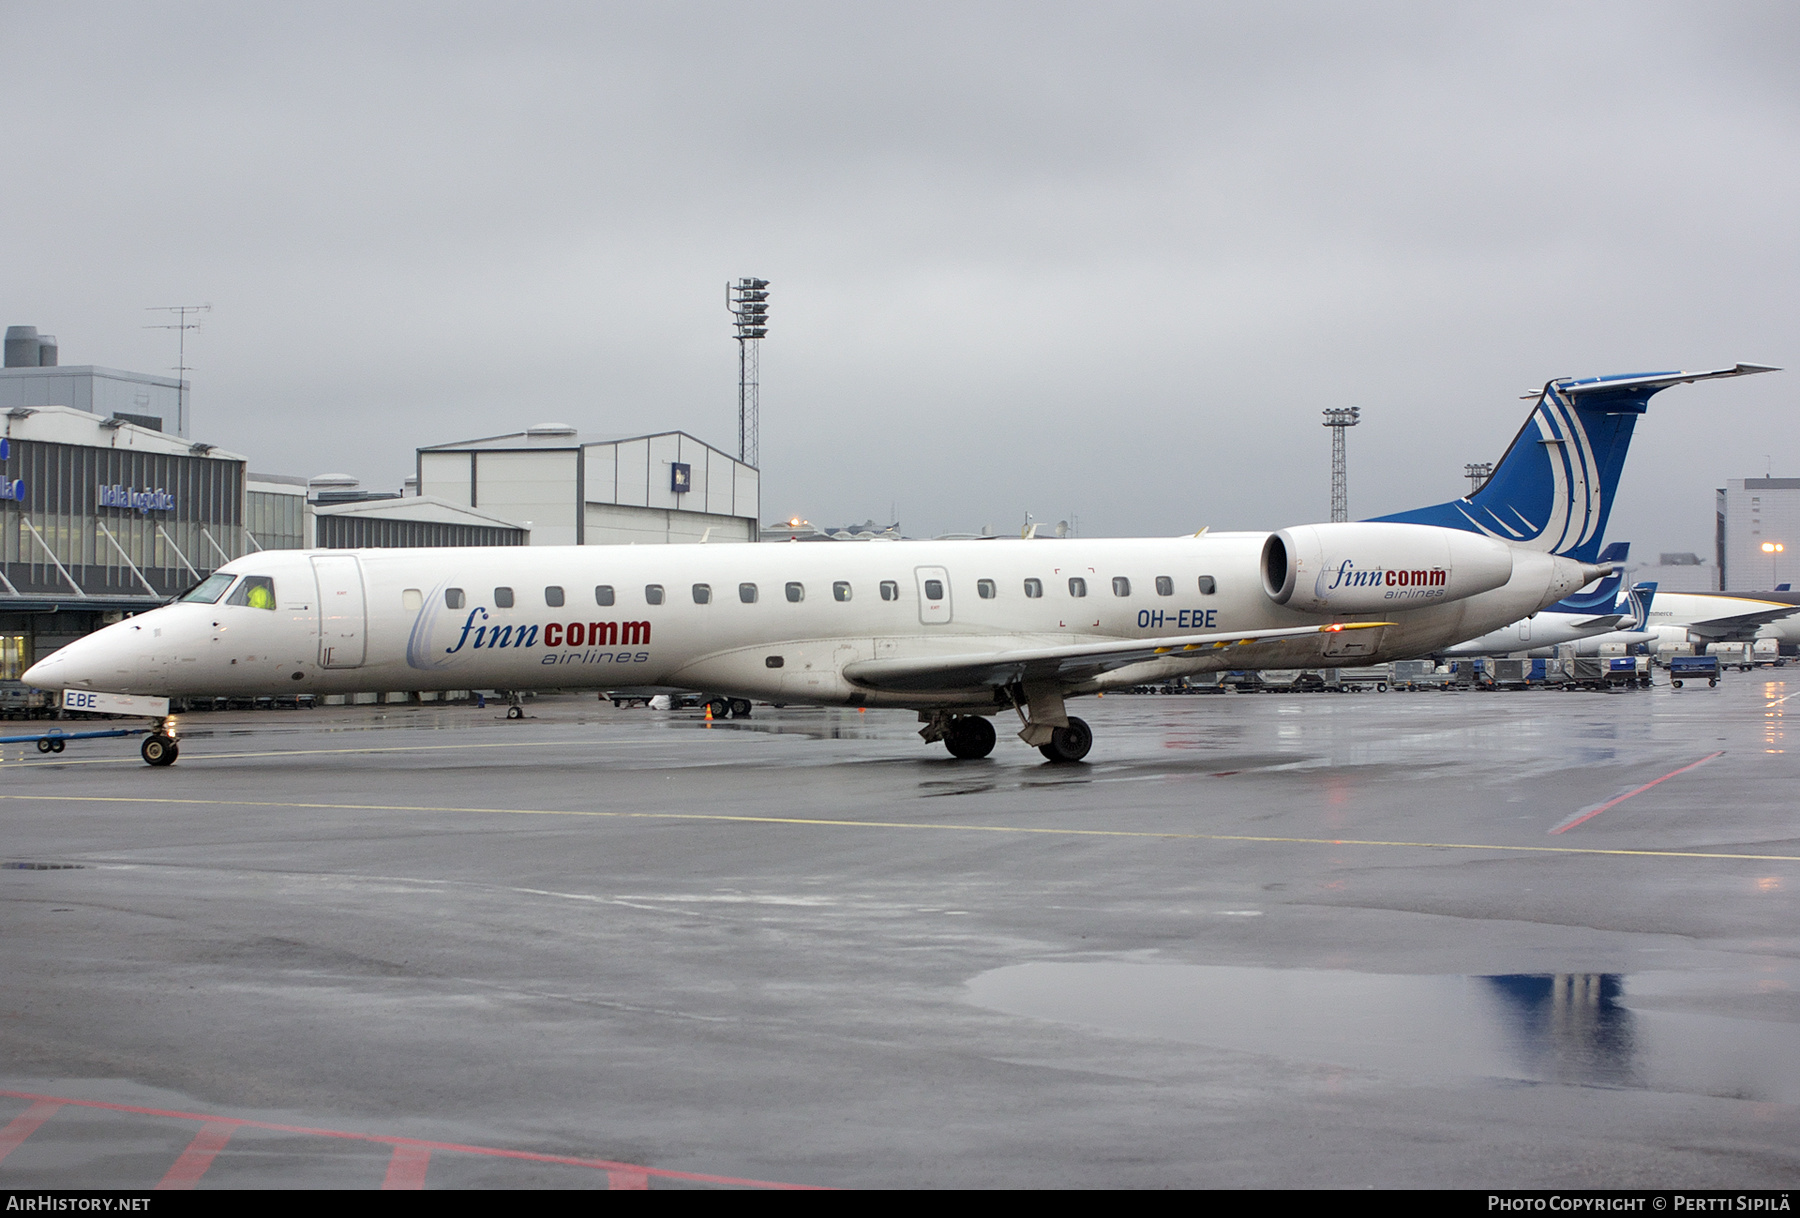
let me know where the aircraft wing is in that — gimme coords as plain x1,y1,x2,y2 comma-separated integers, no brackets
841,622,1391,692
1683,604,1800,642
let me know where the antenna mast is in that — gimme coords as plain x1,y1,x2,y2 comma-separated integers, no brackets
145,304,211,436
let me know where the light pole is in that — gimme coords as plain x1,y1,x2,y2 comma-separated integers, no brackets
1464,462,1493,496
1763,541,1784,587
726,278,769,467
1322,407,1360,523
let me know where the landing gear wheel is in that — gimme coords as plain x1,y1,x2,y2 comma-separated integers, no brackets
141,734,178,766
944,715,997,759
506,705,524,719
1037,716,1093,764
729,698,753,718
704,698,729,718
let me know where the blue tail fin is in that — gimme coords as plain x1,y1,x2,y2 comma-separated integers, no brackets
1625,582,1657,631
1546,542,1629,613
1371,364,1776,563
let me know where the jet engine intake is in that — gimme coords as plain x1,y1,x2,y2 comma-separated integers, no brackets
1262,522,1516,614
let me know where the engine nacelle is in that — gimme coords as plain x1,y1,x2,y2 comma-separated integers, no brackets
1261,522,1516,614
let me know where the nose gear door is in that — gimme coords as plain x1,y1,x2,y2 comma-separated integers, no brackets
313,554,367,668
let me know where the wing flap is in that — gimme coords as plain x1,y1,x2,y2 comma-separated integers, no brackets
842,622,1392,692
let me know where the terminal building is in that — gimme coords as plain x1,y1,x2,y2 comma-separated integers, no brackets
1717,477,1800,590
0,405,251,678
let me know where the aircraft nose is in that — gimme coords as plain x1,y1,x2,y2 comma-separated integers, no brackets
21,653,64,691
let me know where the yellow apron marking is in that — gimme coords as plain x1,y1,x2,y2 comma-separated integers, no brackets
1,793,1796,863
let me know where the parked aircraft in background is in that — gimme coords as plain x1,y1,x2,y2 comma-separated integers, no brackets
1437,543,1653,656
1637,588,1800,651
24,363,1774,765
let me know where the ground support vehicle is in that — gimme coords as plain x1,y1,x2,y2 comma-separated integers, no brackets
1606,656,1652,688
1669,655,1720,688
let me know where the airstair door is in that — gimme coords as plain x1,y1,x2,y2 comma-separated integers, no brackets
915,566,952,625
313,554,367,668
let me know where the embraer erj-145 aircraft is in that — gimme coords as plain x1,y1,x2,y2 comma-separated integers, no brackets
25,363,1774,766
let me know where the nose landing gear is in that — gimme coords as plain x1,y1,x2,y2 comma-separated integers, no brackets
141,728,179,766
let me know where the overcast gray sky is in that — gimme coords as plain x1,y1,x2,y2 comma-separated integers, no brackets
3,1,1794,549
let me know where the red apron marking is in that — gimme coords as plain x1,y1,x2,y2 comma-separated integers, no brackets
382,1143,431,1190
0,1100,63,1164
608,1169,651,1189
1550,751,1726,835
0,1089,822,1189
155,1120,238,1189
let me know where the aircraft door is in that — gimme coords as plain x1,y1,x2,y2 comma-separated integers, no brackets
313,555,367,668
915,567,952,625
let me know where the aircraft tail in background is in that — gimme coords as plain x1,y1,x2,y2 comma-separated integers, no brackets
1373,365,1777,563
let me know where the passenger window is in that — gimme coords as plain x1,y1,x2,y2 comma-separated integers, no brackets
595,585,615,606
977,579,996,599
786,582,804,603
494,587,515,608
1112,577,1131,597
833,581,852,602
402,588,423,612
1068,577,1087,598
1155,576,1174,597
226,575,277,610
879,581,899,601
1197,576,1216,595
923,579,944,600
544,585,565,607
740,582,758,604
445,587,466,610
692,583,711,604
1024,578,1043,598
645,584,665,605
180,573,235,604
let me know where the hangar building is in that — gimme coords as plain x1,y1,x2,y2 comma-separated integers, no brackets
417,425,759,545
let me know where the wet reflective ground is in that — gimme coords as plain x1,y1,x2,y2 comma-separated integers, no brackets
1,680,1797,1187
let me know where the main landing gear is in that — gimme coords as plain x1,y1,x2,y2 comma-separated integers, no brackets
141,718,179,767
917,682,1094,764
503,691,525,719
1034,717,1093,764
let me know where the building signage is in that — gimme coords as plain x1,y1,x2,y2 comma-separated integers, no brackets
98,484,176,513
0,438,16,502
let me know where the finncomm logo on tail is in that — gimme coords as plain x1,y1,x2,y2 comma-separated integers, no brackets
1374,365,1777,562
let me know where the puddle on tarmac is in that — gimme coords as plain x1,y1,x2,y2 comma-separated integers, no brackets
966,961,1800,1102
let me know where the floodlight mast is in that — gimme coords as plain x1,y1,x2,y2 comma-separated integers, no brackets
726,278,769,467
1464,462,1494,496
1321,406,1361,523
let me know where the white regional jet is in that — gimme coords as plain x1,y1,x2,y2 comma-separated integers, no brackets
24,363,1774,766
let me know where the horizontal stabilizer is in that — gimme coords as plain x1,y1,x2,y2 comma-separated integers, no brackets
842,622,1392,692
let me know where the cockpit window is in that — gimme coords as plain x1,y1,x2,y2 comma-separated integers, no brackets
180,573,236,604
226,575,277,610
